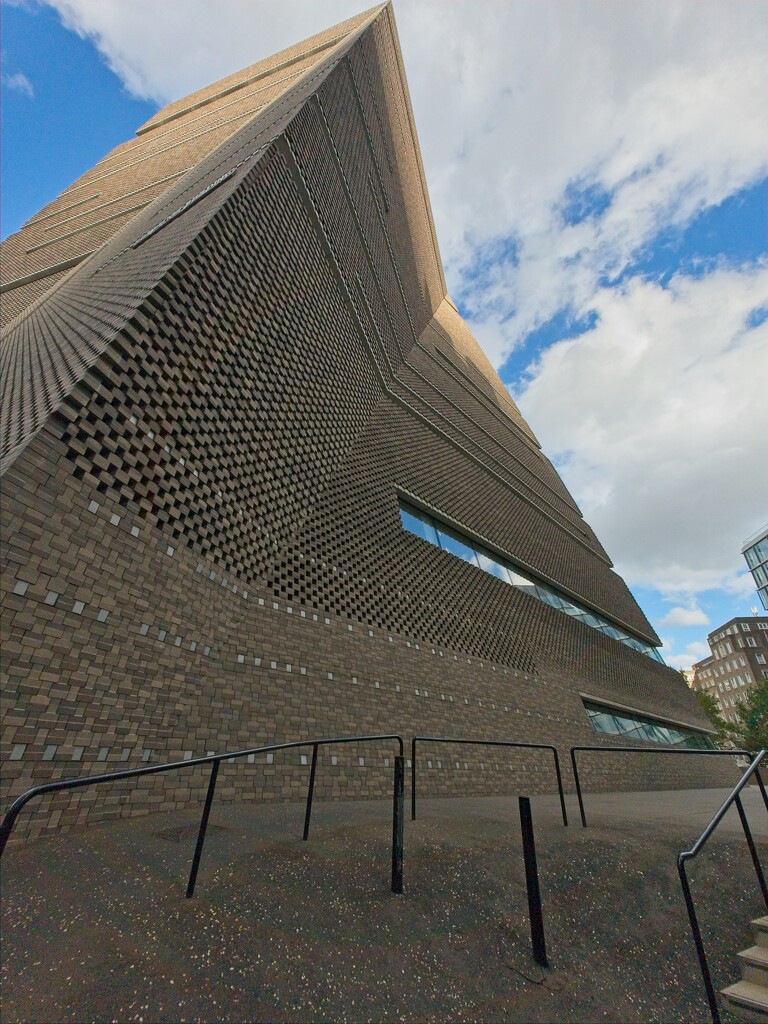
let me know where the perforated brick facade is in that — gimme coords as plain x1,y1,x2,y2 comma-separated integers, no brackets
0,4,734,839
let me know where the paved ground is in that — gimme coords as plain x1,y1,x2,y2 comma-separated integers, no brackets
1,786,766,1023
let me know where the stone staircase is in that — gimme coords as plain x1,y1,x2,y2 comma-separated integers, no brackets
721,916,768,1020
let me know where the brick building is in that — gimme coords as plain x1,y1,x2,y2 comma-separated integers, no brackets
691,616,768,724
0,4,730,837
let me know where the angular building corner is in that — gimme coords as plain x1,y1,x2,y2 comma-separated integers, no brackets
0,3,730,836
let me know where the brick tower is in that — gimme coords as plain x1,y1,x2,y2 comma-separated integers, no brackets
0,4,724,837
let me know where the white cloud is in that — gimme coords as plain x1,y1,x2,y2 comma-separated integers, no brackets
662,639,710,670
45,0,367,102
3,70,34,97
659,606,710,628
515,265,768,596
725,571,765,600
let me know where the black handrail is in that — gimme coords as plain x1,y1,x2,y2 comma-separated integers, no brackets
0,733,405,895
411,736,568,826
570,745,767,827
677,750,767,1024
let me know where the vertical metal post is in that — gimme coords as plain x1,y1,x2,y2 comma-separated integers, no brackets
735,793,768,907
391,755,404,894
552,750,568,826
518,796,547,967
678,857,720,1024
186,759,220,898
571,750,587,827
0,801,26,859
303,743,319,841
411,738,417,820
755,767,768,816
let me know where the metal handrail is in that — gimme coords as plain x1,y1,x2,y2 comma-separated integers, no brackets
0,733,405,895
678,750,767,1024
570,745,768,827
411,736,568,826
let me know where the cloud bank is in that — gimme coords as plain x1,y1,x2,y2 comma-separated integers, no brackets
516,265,768,593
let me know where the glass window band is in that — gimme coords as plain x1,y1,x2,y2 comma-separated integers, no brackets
399,499,664,664
584,701,714,749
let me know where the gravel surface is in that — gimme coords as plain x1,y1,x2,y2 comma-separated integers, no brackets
2,789,765,1023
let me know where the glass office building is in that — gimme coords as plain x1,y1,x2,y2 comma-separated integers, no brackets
742,525,768,611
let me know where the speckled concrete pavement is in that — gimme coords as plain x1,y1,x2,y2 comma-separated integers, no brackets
2,787,765,1023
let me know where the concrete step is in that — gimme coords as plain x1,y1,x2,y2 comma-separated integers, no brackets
740,945,768,987
721,980,768,1021
754,917,768,950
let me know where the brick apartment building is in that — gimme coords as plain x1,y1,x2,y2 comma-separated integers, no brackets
691,616,768,724
0,4,732,837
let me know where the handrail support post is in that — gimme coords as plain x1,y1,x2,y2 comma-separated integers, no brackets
571,749,587,828
519,796,547,968
186,759,220,898
411,738,417,821
551,749,568,826
678,857,721,1024
391,755,404,894
734,793,768,908
755,767,768,816
303,743,319,841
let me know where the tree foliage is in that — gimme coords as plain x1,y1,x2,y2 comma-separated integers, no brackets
692,688,731,748
730,680,768,753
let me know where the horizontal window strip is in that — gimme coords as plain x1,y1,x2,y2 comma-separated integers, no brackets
399,499,664,664
129,169,236,250
42,171,189,233
136,32,347,136
0,252,93,294
26,201,150,253
583,701,713,749
26,192,101,227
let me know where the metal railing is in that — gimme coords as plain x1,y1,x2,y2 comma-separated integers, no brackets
570,745,767,827
0,733,405,895
677,749,767,1024
411,736,568,826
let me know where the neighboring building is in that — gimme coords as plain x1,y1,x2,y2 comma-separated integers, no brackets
742,524,768,611
691,616,768,723
0,4,728,837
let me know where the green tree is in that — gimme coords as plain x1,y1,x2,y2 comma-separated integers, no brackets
730,680,768,753
692,688,731,748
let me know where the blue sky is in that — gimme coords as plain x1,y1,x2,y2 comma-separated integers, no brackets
495,179,768,408
1,3,155,235
2,0,767,668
